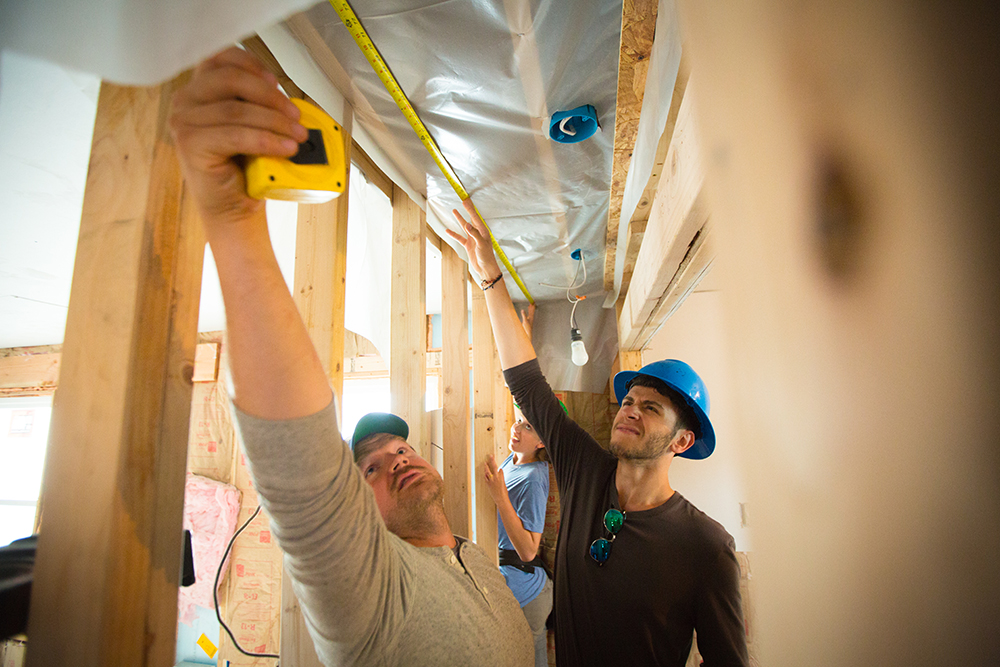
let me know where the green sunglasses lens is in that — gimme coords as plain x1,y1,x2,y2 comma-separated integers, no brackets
604,508,625,534
590,537,612,563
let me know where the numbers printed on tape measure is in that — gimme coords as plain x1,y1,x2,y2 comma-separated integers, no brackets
329,0,534,302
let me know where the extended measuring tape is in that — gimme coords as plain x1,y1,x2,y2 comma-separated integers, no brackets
329,0,535,304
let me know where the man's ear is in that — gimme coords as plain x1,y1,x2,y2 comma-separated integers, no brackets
670,430,696,456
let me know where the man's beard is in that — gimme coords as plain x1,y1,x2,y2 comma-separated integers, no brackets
383,475,447,538
609,429,674,462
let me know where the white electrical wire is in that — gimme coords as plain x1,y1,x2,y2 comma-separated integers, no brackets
539,251,587,328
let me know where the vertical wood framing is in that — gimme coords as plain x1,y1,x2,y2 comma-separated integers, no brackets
493,346,514,470
470,286,497,559
292,109,352,417
441,247,471,536
390,185,427,454
283,105,353,667
26,75,205,667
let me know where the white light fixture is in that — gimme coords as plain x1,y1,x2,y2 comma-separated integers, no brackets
540,249,590,366
570,327,589,366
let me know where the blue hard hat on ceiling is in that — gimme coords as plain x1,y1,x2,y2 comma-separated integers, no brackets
613,359,715,460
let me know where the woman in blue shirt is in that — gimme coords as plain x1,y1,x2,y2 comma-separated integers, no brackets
485,405,553,667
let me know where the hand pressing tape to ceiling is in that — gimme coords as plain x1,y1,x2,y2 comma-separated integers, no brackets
549,104,600,143
245,98,347,204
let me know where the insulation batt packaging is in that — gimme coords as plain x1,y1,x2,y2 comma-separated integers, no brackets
178,473,241,626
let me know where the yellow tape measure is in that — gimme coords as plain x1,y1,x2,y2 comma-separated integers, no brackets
245,98,347,203
329,0,535,303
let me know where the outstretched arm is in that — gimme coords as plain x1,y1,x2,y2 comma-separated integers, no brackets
483,455,542,561
170,47,331,419
448,199,536,371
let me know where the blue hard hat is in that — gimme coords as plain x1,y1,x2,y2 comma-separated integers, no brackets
613,359,715,460
350,412,409,462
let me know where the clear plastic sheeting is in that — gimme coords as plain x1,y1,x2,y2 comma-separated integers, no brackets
345,164,394,360
289,0,623,389
530,294,619,394
0,0,320,85
296,0,621,303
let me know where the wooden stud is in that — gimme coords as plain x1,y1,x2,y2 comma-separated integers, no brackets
26,73,205,667
470,285,497,560
441,246,471,537
284,99,353,667
390,184,427,454
292,108,353,417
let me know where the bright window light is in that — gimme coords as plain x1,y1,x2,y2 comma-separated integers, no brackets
0,395,52,547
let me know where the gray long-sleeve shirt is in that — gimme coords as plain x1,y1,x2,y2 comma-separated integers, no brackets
235,401,532,666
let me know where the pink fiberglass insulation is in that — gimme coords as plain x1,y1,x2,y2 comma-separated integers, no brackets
178,473,242,625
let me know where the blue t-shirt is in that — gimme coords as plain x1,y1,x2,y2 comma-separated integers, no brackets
497,452,550,607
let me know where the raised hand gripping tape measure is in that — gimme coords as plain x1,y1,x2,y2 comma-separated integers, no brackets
329,0,535,303
245,98,347,204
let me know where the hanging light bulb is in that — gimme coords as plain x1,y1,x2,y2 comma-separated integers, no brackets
541,248,590,366
570,327,589,366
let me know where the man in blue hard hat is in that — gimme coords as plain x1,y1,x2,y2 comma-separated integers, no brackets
451,200,749,667
169,48,532,666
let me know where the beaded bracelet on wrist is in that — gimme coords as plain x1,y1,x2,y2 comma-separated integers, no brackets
480,273,504,290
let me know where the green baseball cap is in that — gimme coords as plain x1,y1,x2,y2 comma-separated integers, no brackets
350,412,409,462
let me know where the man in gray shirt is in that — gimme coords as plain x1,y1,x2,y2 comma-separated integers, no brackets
171,46,531,666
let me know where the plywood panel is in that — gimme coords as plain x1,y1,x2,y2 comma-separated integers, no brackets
26,73,205,667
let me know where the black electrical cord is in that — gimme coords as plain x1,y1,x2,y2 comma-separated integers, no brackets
213,505,280,660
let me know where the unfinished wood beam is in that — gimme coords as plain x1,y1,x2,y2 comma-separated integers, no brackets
0,342,218,396
441,246,471,537
604,0,659,292
283,105,353,667
293,110,353,411
470,285,497,560
493,345,514,465
629,59,691,233
618,58,691,301
26,73,206,667
619,83,709,350
0,351,60,395
390,184,427,454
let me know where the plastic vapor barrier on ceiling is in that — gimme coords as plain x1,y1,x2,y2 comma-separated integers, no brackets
286,0,623,391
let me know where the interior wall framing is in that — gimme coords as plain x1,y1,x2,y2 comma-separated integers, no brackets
26,72,206,667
